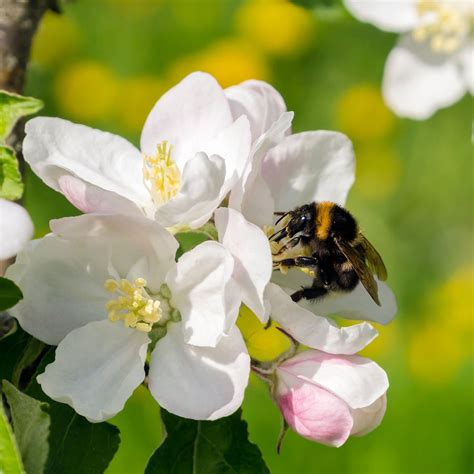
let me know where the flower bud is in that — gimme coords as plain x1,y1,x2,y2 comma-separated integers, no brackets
275,350,388,447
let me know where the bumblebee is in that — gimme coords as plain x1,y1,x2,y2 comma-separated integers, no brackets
270,202,387,305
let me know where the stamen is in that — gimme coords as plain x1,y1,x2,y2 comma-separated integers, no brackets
104,277,162,332
143,141,181,206
412,1,471,54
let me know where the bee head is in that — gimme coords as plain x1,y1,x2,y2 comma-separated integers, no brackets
286,204,315,238
330,206,358,241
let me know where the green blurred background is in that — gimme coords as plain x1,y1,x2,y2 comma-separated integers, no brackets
22,0,473,472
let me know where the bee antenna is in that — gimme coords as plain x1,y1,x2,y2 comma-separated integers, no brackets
275,212,290,226
269,228,287,242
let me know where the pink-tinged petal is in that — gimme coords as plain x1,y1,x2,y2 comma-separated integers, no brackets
166,241,236,348
262,131,355,212
23,117,150,211
0,199,33,260
215,208,272,322
344,0,419,32
58,175,143,216
383,34,466,120
225,80,288,141
350,394,387,437
266,283,377,354
277,376,353,447
230,112,293,227
141,72,233,168
148,323,250,420
277,350,389,410
37,320,149,422
154,152,226,229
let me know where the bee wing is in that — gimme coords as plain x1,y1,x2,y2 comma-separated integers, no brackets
334,237,381,306
359,233,388,281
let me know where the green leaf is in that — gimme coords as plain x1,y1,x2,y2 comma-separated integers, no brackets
2,381,50,474
0,325,45,389
0,146,23,200
146,409,269,474
0,277,23,312
25,351,121,474
175,231,212,259
44,404,120,474
0,401,24,474
0,91,43,142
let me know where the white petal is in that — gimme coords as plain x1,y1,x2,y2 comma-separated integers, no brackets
23,117,151,211
0,199,33,259
225,80,288,141
308,280,398,325
140,72,233,169
262,131,355,212
383,35,466,120
200,114,251,186
215,208,272,322
166,241,235,347
51,214,178,292
343,0,419,32
154,152,226,229
57,175,143,216
350,394,387,436
457,40,474,94
6,234,111,345
148,323,250,420
266,283,377,354
37,320,148,422
230,112,294,227
277,349,389,409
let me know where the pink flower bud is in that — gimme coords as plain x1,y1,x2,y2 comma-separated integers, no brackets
275,350,388,447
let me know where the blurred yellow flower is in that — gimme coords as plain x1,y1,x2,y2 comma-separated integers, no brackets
117,76,165,133
235,0,315,57
359,321,399,359
353,145,402,200
167,38,270,88
237,306,292,362
31,11,81,67
55,61,119,121
408,265,473,384
336,84,396,142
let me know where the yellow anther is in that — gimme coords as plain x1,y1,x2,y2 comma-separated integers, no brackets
104,279,119,292
104,277,162,332
143,141,181,206
413,1,471,54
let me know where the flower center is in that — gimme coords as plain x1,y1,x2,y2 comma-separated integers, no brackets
413,1,472,53
143,141,181,206
104,278,162,332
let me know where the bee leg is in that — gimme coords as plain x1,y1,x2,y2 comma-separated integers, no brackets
291,286,328,302
273,236,304,256
279,256,319,268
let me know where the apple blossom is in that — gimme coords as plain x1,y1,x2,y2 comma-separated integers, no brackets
5,213,249,422
275,350,388,447
0,199,34,260
23,72,253,229
344,0,473,119
226,121,397,342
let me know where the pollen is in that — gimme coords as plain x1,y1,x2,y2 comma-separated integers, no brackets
104,278,162,332
143,141,181,206
412,1,471,54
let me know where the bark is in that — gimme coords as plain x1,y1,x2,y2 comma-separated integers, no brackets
0,0,57,274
